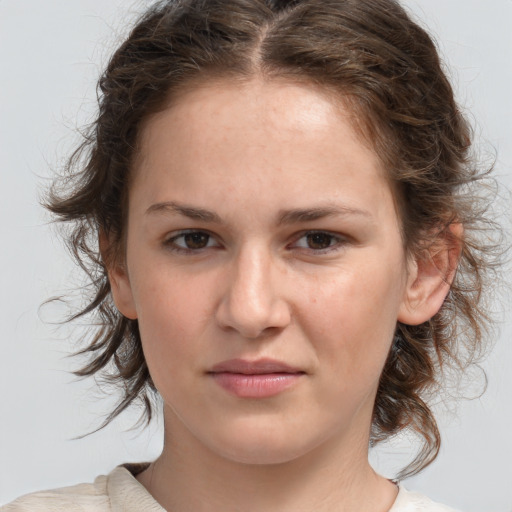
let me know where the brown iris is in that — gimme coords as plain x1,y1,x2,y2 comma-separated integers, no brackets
183,232,210,249
306,232,334,250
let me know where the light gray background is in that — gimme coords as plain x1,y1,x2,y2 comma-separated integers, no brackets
1,1,511,510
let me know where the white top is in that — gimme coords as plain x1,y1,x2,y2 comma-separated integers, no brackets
1,465,459,511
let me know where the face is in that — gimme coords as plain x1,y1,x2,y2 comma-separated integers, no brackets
111,78,418,465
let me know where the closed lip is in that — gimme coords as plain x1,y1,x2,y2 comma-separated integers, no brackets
209,358,305,375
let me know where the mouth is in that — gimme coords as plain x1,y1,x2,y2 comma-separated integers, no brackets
208,358,306,398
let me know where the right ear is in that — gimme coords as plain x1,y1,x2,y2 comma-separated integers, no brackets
99,231,138,320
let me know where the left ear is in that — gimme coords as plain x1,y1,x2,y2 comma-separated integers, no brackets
398,223,463,326
99,230,138,320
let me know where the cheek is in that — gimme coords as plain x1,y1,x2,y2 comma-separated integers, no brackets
130,265,218,374
298,261,404,377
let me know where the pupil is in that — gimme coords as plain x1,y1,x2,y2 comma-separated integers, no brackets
184,233,209,249
307,233,332,249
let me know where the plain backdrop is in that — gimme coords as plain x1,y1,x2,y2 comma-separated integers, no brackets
1,0,511,510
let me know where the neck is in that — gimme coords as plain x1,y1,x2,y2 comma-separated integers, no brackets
137,410,397,512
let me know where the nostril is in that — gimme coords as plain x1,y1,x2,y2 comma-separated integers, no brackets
214,251,291,337
215,295,291,340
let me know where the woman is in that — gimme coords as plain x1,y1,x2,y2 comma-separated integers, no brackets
3,0,502,510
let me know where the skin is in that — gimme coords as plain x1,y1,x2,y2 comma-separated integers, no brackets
108,77,454,512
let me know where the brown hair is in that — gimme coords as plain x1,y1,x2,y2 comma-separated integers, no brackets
48,0,501,478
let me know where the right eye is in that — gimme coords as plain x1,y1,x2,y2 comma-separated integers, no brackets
164,230,220,252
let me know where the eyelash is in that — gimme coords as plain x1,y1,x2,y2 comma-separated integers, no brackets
163,230,221,254
163,230,348,255
291,231,348,253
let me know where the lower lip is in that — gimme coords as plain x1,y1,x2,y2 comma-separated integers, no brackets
210,372,303,398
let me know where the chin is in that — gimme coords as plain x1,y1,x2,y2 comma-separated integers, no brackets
216,442,308,466
204,422,325,466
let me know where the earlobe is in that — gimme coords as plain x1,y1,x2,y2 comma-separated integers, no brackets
108,264,138,320
398,223,462,326
99,232,138,320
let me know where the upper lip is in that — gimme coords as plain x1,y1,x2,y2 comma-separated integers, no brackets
209,358,304,375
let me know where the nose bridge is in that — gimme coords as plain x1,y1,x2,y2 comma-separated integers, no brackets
216,241,290,338
237,243,275,309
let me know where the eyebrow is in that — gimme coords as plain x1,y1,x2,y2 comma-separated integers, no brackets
145,201,371,224
276,206,371,225
145,201,223,223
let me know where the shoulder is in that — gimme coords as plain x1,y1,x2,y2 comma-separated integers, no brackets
1,475,110,511
390,486,461,512
1,465,162,512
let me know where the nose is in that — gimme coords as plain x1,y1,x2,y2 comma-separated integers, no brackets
215,244,291,339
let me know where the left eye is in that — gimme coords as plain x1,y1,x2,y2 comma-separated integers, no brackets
166,231,219,251
292,231,344,251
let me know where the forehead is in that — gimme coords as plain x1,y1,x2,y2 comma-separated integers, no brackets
131,77,397,226
136,77,384,171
